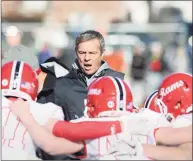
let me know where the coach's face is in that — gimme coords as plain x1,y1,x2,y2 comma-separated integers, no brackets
76,38,103,75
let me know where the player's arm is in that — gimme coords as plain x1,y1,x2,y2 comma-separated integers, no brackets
143,143,192,160
48,119,122,141
45,103,123,141
19,112,83,155
9,99,83,155
155,125,192,146
48,112,155,141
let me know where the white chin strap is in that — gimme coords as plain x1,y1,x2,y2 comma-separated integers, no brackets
156,99,193,122
156,98,175,121
156,98,180,122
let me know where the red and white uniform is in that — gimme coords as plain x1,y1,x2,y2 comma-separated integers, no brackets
82,133,151,160
2,96,64,160
72,108,169,160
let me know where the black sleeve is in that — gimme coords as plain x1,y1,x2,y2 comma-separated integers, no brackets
36,76,81,160
37,73,56,104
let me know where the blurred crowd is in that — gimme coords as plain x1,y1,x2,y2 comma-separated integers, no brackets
1,1,192,108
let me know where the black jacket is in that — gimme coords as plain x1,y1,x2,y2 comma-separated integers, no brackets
37,58,124,160
54,66,124,121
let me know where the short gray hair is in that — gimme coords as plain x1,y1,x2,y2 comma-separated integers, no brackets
75,30,105,54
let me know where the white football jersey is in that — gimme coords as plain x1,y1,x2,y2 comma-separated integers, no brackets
83,133,153,160
172,113,192,128
2,96,64,160
72,109,167,160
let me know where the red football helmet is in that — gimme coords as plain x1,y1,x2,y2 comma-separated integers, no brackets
85,76,134,118
156,72,192,121
2,61,39,101
144,91,161,113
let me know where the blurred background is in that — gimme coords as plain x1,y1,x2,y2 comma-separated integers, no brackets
1,1,192,107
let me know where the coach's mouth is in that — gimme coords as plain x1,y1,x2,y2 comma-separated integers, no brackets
83,63,92,72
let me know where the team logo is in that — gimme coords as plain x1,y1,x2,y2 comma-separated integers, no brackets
88,89,101,95
2,79,8,86
160,80,184,97
107,101,115,108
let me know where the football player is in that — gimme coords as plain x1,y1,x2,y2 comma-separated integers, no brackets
1,61,101,159
10,76,170,160
140,73,192,160
3,61,141,160
144,73,192,142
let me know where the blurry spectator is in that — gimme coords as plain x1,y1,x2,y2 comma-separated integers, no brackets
33,24,69,51
2,25,39,70
125,12,132,22
164,37,188,73
52,48,63,59
57,47,76,69
173,45,188,73
4,25,22,47
111,18,123,24
37,43,52,64
131,43,147,80
2,45,39,70
149,42,168,73
37,30,125,160
130,42,147,107
158,7,183,23
145,42,169,98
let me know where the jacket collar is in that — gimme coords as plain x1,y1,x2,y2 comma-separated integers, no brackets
40,57,69,78
71,59,110,86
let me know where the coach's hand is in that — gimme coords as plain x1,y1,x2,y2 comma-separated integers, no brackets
9,98,31,119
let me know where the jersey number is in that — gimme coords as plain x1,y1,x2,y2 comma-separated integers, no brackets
2,107,27,149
